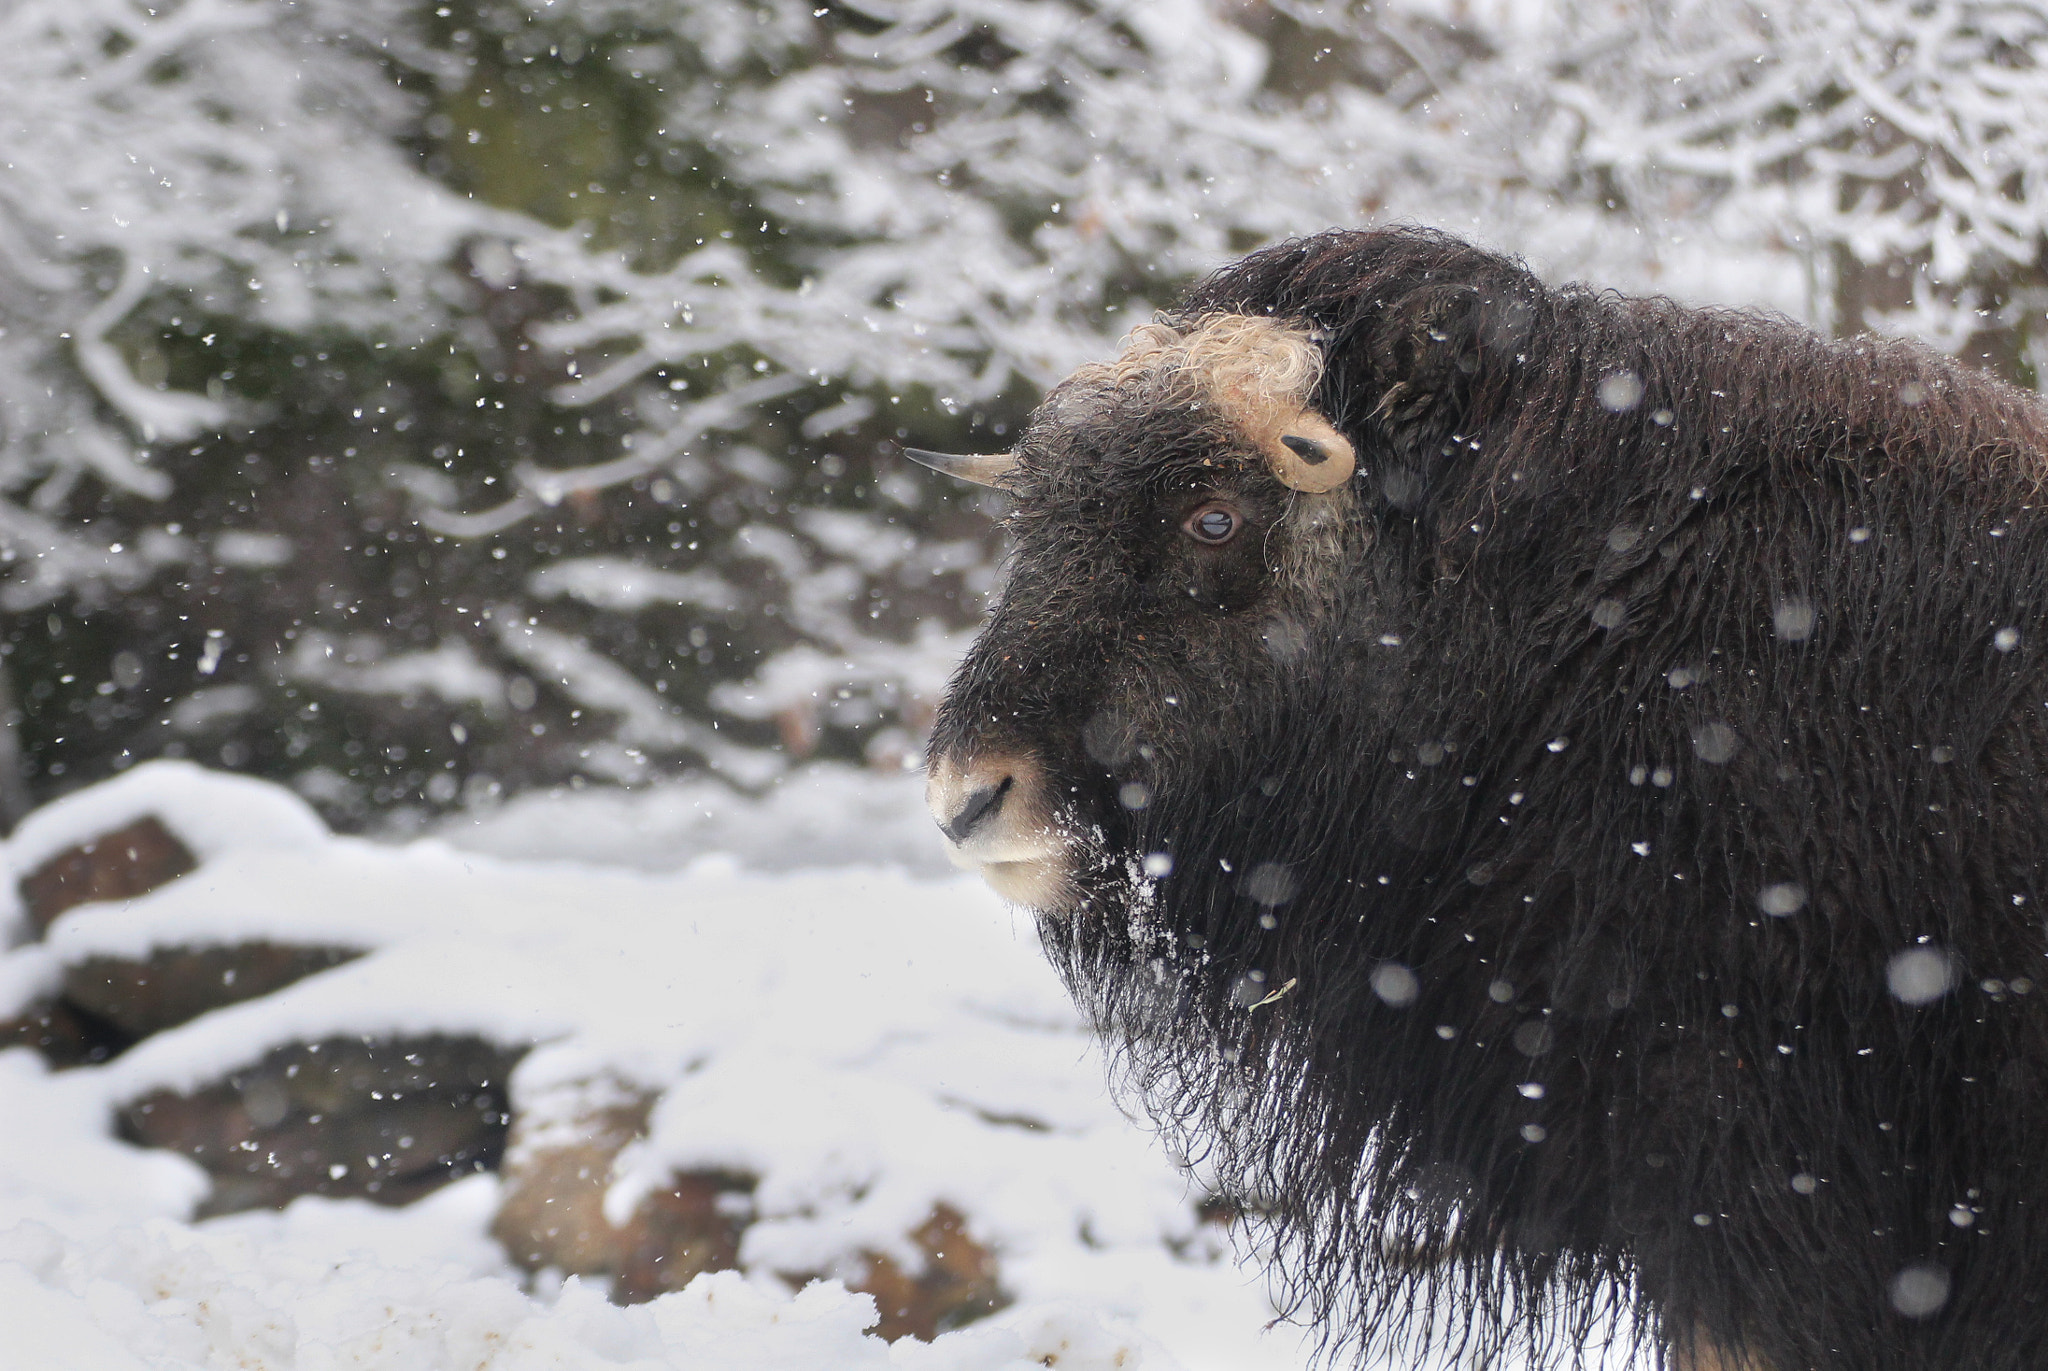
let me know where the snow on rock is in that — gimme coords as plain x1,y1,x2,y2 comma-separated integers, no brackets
0,1048,207,1232
0,762,1313,1371
1,1218,1152,1371
435,761,953,875
7,761,328,875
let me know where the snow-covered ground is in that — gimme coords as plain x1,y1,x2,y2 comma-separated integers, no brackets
0,762,1329,1371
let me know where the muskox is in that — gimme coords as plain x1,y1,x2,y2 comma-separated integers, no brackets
914,228,2048,1370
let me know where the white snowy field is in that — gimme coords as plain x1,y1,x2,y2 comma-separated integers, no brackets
0,761,1330,1371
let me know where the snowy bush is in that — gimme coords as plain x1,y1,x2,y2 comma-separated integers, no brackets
2,0,2043,827
1465,0,2048,378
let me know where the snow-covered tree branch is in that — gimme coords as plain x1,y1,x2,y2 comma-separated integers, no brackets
4,0,2045,828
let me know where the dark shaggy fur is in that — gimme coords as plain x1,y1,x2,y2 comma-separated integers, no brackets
925,227,2048,1370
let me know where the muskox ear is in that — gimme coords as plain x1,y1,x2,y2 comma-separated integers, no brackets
1364,283,1527,439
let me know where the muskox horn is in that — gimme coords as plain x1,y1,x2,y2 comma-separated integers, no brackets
1268,412,1356,494
902,448,1020,488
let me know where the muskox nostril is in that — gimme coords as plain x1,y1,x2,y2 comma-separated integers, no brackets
942,777,1012,845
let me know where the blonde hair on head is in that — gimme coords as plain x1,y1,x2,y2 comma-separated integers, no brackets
1085,314,1327,420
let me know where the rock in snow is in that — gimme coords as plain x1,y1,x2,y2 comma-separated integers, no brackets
0,761,1345,1371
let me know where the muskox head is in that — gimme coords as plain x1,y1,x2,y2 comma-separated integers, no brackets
922,312,1372,911
911,234,1581,1356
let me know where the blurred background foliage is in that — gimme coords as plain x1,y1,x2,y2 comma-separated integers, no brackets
1,0,2044,833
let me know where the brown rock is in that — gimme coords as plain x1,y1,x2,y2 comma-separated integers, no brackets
118,1033,525,1216
492,1077,757,1303
492,1082,656,1274
19,816,197,935
7,811,362,1067
62,942,362,1040
835,1204,1009,1342
609,1187,1008,1338
0,996,135,1067
611,1169,757,1304
489,1080,1006,1337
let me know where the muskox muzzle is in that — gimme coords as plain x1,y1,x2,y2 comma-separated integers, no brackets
924,748,1079,909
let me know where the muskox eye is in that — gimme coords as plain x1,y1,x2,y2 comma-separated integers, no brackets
1185,504,1240,545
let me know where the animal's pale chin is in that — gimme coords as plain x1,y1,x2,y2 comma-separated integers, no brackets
927,748,1090,911
969,853,1079,911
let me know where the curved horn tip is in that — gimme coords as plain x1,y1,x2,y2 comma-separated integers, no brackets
1270,419,1356,494
901,447,1020,488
